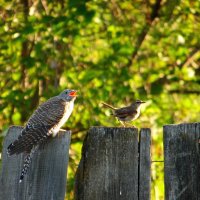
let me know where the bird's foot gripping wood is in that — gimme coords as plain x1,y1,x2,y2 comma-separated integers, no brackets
125,122,136,128
119,121,126,127
119,120,136,128
56,129,66,138
118,120,135,128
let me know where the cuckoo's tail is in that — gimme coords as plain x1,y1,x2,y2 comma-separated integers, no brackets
101,102,116,110
19,146,39,183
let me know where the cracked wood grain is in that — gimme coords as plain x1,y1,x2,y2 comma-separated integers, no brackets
164,123,200,200
75,127,151,200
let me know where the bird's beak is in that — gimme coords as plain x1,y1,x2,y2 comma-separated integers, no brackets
69,90,78,97
141,101,146,103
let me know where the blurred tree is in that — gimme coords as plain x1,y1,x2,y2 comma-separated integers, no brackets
0,0,199,199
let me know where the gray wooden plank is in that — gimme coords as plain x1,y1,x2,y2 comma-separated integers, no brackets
74,127,139,200
164,123,200,200
0,126,71,200
139,128,151,200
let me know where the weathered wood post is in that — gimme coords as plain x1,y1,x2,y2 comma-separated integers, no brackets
164,123,200,200
139,128,151,200
74,127,151,200
0,126,71,200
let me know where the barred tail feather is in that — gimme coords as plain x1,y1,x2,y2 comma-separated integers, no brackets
19,146,39,183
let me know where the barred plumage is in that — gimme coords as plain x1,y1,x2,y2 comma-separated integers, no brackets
19,146,39,183
7,89,77,182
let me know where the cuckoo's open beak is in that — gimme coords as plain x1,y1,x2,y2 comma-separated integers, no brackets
69,90,77,97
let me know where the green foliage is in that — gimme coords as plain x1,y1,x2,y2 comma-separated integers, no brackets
0,0,200,199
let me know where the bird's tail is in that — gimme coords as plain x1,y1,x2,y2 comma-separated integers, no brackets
19,145,39,183
101,102,116,110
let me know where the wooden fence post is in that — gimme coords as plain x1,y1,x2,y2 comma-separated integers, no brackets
164,123,200,200
74,127,151,200
139,128,151,200
0,126,71,200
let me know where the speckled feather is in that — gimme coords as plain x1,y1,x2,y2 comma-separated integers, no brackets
7,97,73,155
7,89,76,182
7,89,76,183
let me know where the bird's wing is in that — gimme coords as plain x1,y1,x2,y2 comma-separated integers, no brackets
114,107,137,117
28,96,66,129
7,97,66,155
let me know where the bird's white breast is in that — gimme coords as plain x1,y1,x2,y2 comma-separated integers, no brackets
51,101,74,137
133,107,141,120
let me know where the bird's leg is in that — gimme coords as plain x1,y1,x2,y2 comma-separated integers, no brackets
124,122,136,128
119,120,126,127
57,131,61,138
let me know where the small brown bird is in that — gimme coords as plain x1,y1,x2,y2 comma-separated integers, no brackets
102,100,145,127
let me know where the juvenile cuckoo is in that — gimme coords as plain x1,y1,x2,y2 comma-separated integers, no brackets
7,89,77,182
